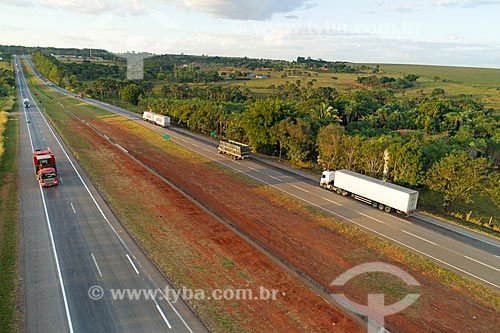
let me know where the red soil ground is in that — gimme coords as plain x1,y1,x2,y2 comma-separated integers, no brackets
73,112,499,333
62,115,363,332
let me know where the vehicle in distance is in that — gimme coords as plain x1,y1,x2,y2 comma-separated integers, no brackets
320,169,418,215
23,98,30,108
33,148,58,187
218,140,251,160
143,111,171,127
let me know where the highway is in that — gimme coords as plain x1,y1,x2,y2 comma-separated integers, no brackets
16,56,208,333
24,56,500,293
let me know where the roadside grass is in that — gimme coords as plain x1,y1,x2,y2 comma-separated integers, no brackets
257,185,500,310
418,188,499,236
24,66,256,332
0,112,20,333
26,64,500,312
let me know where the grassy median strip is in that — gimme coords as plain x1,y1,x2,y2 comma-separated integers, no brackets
25,65,500,328
0,112,20,333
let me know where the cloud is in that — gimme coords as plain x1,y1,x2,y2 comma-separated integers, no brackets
432,0,500,7
285,15,299,19
178,0,314,20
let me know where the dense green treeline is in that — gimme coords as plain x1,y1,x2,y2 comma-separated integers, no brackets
22,47,500,226
0,45,115,60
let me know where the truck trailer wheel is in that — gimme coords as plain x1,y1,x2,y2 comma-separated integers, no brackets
341,190,349,196
336,188,342,195
371,201,378,208
378,203,385,210
384,206,392,213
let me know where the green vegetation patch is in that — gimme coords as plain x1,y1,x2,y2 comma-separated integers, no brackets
0,115,20,333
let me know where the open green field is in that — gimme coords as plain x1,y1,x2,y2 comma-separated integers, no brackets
152,63,500,110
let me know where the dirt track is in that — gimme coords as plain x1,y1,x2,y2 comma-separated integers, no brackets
64,109,499,333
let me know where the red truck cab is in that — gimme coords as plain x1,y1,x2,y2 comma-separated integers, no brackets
33,148,58,187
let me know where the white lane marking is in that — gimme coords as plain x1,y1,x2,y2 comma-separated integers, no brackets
464,256,500,273
25,60,196,333
290,184,309,193
180,138,188,143
359,212,385,224
91,253,103,278
70,202,76,214
191,143,199,147
20,68,75,333
268,175,282,182
414,215,500,249
202,147,211,152
149,279,195,333
35,59,499,292
149,134,500,289
247,166,259,172
59,176,63,184
126,254,139,274
323,197,342,206
390,215,412,224
495,255,500,259
402,230,437,245
154,303,172,329
25,85,131,252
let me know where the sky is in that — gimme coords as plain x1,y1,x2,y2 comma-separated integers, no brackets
1,0,500,68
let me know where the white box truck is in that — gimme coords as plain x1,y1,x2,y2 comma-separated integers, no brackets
320,169,418,215
143,111,171,128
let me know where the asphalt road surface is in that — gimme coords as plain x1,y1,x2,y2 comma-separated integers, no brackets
23,56,500,294
16,56,208,333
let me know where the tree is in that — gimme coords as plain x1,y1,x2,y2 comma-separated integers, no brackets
317,124,345,170
388,141,425,186
426,150,489,211
280,118,314,164
120,83,144,105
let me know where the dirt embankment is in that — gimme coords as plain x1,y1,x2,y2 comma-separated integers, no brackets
57,113,363,332
64,108,499,333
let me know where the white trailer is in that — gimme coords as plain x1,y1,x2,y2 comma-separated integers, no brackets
143,111,171,128
320,169,418,215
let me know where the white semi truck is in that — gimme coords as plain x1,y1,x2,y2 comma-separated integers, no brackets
320,169,418,215
143,111,171,128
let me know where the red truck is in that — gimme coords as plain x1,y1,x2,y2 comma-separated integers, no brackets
33,148,58,187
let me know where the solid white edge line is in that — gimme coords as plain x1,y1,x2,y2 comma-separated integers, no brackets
70,202,76,214
23,71,130,252
415,215,500,249
464,256,500,273
401,230,437,245
18,59,74,333
91,253,103,278
153,129,500,290
25,57,197,332
126,254,140,274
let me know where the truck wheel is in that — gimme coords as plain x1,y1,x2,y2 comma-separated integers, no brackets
336,188,342,195
378,203,385,210
372,201,378,208
384,206,392,213
341,190,349,196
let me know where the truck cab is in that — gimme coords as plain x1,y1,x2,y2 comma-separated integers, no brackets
320,171,335,188
33,148,58,187
38,167,58,187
